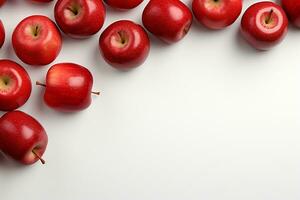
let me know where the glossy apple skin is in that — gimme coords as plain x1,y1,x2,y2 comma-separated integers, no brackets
240,1,288,50
0,20,4,48
282,0,300,27
0,111,48,165
192,0,242,29
104,0,143,9
0,60,32,111
99,20,150,69
31,0,53,2
54,0,106,38
142,0,193,43
0,0,5,7
41,63,94,111
12,15,62,66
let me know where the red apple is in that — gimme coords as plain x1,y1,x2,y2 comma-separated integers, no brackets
99,20,150,69
0,0,6,7
142,0,193,43
37,63,99,111
282,0,300,27
0,20,4,48
192,0,242,29
0,110,48,165
240,1,288,50
12,15,62,66
54,0,106,38
31,0,53,2
0,60,32,111
104,0,143,9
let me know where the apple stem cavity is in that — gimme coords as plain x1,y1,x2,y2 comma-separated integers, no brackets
32,149,45,165
2,76,10,85
36,81,46,87
117,31,128,44
33,25,39,37
68,5,80,16
265,9,274,24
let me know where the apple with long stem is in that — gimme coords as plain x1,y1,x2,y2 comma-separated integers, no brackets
240,1,288,50
54,0,106,38
192,0,242,29
0,59,32,111
0,110,48,165
12,15,62,66
99,20,150,69
0,20,4,48
37,63,99,111
142,0,193,43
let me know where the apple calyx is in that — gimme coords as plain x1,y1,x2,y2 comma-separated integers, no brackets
0,76,14,92
36,81,100,95
0,76,10,86
32,149,45,164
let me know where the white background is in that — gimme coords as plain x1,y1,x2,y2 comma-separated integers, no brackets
0,0,300,199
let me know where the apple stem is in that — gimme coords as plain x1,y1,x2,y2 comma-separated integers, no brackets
34,26,39,37
91,91,100,95
265,9,274,24
36,81,46,87
32,150,46,165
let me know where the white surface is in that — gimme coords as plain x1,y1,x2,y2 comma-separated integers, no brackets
0,0,300,199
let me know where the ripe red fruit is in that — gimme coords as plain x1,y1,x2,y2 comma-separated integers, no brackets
54,0,106,38
0,60,32,111
240,1,288,50
99,20,150,69
31,0,53,2
0,20,4,48
282,0,300,27
0,111,48,165
104,0,143,9
0,0,6,7
192,0,242,29
12,15,62,66
142,0,193,43
37,63,99,112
